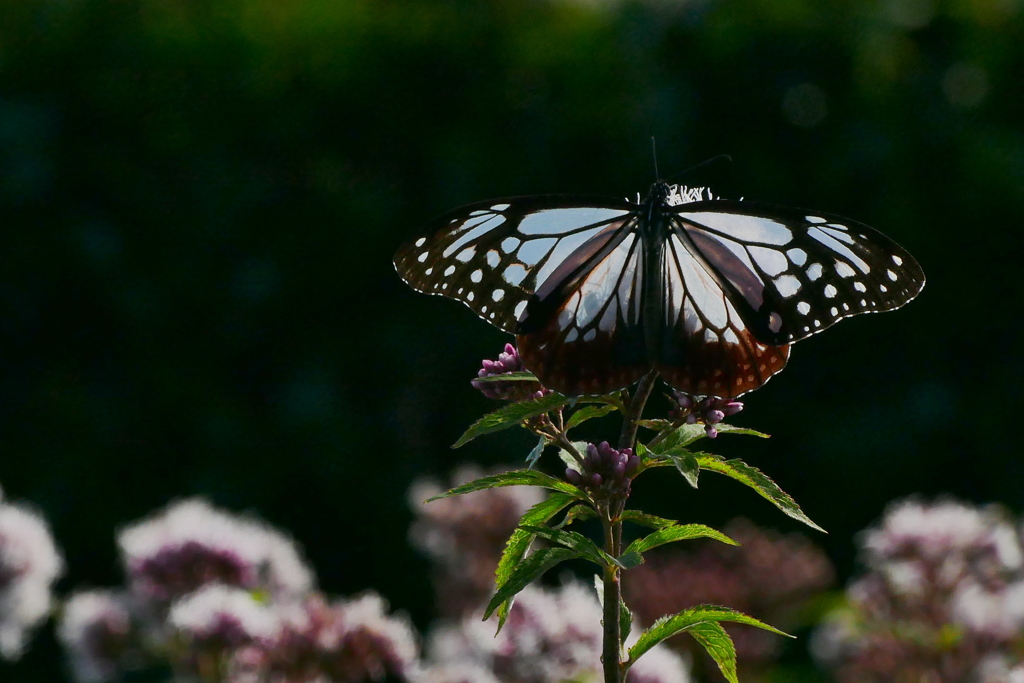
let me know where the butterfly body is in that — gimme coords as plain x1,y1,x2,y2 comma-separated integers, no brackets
395,181,924,398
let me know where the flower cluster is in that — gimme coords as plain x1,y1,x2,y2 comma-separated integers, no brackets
471,343,546,401
565,441,639,501
58,498,418,682
0,486,64,660
408,465,545,617
814,498,1024,683
422,581,690,683
671,391,743,438
624,518,834,679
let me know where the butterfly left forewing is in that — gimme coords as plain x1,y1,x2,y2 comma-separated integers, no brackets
671,202,925,345
394,196,635,333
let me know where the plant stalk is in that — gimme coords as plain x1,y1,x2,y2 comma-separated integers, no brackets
602,370,659,683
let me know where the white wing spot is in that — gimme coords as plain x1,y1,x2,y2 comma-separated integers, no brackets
500,237,520,254
830,306,839,316
860,299,867,306
514,300,527,320
456,247,476,263
480,305,488,313
417,252,429,263
492,289,505,302
842,302,850,311
467,291,474,301
786,248,808,266
824,284,837,298
769,312,783,333
775,274,801,298
415,237,427,247
836,261,857,278
724,328,739,344
566,329,579,342
825,222,849,232
704,329,719,343
683,212,792,245
797,301,811,315
892,255,903,266
557,308,573,331
424,267,433,275
583,329,597,342
503,264,527,287
853,281,866,292
486,250,501,268
807,263,823,281
879,284,888,293
887,269,898,281
444,265,456,277
813,319,821,328
805,216,827,224
471,270,483,283
749,246,789,277
442,283,448,290
491,203,510,211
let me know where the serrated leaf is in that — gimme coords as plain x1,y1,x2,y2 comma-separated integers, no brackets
520,525,620,569
654,423,770,453
620,511,678,529
624,524,738,556
484,547,579,622
453,393,570,448
618,551,644,569
426,469,585,502
695,454,825,532
471,371,541,383
688,622,739,683
557,504,597,528
620,601,633,646
628,605,791,662
566,404,618,430
669,452,700,488
493,492,578,627
557,441,589,473
637,418,672,430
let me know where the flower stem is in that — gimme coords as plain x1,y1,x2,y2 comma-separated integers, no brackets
602,370,659,683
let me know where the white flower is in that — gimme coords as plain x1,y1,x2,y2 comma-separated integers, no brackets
0,493,64,660
169,584,279,647
58,590,133,682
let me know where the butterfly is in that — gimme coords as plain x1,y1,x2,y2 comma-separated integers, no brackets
394,182,925,398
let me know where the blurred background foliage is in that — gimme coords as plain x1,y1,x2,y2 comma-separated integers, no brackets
0,0,1021,679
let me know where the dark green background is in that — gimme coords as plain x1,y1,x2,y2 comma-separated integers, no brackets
1,0,1019,679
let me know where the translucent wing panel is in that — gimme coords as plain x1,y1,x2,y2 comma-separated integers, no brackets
394,196,634,333
517,234,648,396
657,235,789,397
673,201,926,345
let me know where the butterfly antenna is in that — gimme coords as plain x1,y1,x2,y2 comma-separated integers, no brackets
651,137,660,181
664,154,733,184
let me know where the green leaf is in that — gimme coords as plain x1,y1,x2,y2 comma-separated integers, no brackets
620,510,678,529
694,454,825,532
493,492,578,628
520,524,621,569
425,469,585,502
566,404,618,430
669,452,700,488
557,504,597,528
637,418,672,430
618,551,644,569
484,547,579,622
654,423,770,453
526,436,549,469
628,604,791,663
624,524,738,556
557,441,589,473
687,622,739,683
620,600,634,646
453,393,571,448
470,371,541,383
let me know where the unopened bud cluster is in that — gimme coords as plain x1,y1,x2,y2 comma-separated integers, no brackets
672,391,743,438
471,344,547,402
565,442,639,500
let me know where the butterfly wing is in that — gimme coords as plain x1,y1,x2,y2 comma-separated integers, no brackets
656,232,790,397
671,201,926,346
394,196,635,334
516,230,650,396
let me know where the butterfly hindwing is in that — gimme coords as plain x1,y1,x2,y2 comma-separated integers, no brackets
672,201,926,345
656,233,790,396
394,196,635,333
516,231,650,396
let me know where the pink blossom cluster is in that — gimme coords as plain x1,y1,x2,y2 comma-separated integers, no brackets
0,486,64,661
57,498,419,682
814,498,1024,682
